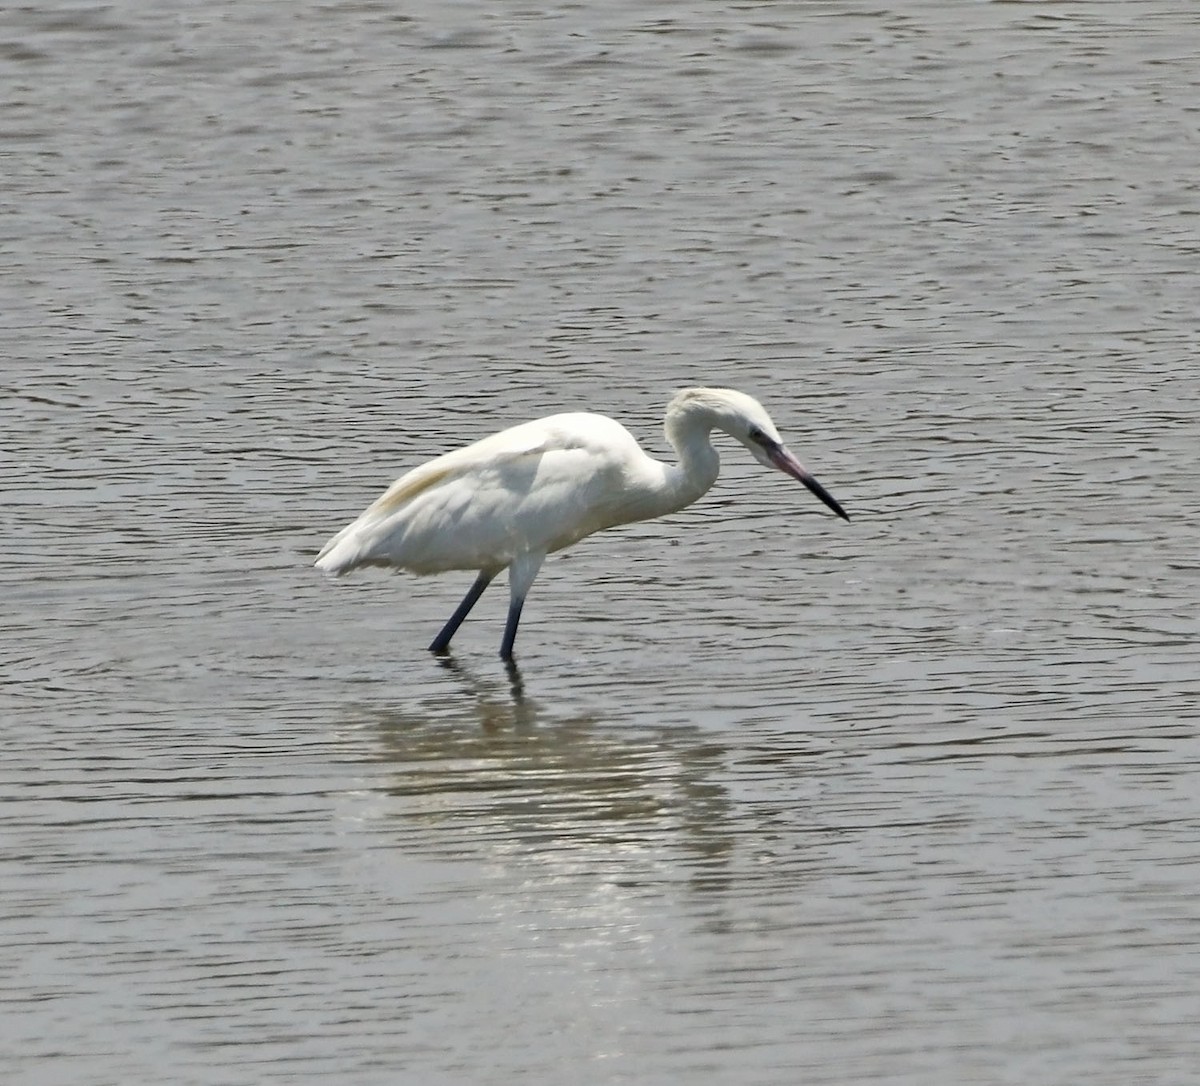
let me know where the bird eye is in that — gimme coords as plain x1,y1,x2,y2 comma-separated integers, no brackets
748,426,768,445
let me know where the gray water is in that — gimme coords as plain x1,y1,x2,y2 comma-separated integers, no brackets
3,2,1199,1083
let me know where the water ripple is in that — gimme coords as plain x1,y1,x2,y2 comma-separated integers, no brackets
4,1,1200,1083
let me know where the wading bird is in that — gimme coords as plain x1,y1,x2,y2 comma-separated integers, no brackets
315,387,848,660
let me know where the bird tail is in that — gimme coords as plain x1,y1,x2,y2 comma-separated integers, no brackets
314,527,361,575
314,460,448,576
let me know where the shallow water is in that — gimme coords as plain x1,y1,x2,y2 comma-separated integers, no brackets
4,2,1200,1083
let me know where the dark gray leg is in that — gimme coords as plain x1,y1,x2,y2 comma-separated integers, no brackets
429,571,493,653
499,595,525,661
497,552,544,661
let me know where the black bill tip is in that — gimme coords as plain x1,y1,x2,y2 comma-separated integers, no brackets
762,441,850,521
801,472,850,521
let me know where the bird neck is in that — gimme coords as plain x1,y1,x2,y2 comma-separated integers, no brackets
660,408,722,511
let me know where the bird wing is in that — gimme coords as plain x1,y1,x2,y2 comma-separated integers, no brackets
364,425,563,519
315,417,611,572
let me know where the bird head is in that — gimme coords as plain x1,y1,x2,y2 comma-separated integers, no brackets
669,387,849,521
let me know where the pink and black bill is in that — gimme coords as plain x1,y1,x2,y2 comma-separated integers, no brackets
750,428,849,521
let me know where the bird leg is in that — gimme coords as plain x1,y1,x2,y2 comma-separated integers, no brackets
500,595,525,661
499,552,545,660
428,571,494,654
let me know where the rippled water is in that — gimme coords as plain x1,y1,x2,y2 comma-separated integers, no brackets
4,2,1199,1083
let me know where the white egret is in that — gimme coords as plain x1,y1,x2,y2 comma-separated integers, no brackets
315,387,848,659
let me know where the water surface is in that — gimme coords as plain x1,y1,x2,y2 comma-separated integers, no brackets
3,2,1199,1083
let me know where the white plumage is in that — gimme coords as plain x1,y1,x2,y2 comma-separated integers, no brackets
316,387,848,659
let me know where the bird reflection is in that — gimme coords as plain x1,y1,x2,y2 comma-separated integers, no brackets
358,655,736,884
435,651,526,709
